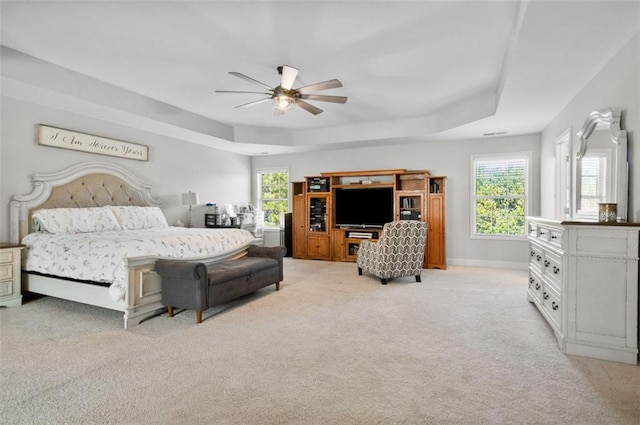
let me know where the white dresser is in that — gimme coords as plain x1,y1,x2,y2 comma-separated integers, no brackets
527,217,639,364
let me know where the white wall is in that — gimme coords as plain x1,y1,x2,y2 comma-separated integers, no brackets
0,97,251,241
541,32,640,220
252,134,540,269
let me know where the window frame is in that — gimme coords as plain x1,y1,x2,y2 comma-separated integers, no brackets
256,167,290,228
470,152,531,240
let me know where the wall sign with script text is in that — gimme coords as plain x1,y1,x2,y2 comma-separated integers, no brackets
37,125,149,161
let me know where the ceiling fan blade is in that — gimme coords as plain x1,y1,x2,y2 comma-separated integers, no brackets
280,65,299,90
235,98,273,109
229,72,273,91
297,79,343,94
296,99,323,115
299,94,348,104
216,90,271,95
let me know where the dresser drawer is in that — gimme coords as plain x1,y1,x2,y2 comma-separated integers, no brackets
547,227,564,249
542,284,561,330
527,221,538,239
542,250,562,292
529,244,543,273
537,225,551,240
528,270,543,304
0,251,14,264
0,263,13,281
0,280,13,296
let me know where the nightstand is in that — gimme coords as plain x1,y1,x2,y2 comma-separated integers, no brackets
0,243,25,307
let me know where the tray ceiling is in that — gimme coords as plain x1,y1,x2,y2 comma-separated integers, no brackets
1,1,639,155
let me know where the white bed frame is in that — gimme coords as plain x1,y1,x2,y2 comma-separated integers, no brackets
10,162,249,328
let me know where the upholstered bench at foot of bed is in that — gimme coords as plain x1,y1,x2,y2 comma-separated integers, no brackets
155,245,286,323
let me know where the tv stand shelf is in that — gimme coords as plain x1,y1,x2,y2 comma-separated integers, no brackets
291,168,446,269
334,227,382,262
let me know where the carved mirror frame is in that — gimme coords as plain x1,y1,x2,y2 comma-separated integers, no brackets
574,108,628,221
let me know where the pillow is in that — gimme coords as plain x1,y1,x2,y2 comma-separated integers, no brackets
108,206,169,230
32,207,122,234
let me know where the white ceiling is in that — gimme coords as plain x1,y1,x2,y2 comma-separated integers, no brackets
1,0,639,155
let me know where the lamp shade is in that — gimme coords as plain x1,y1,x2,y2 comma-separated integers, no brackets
182,191,200,206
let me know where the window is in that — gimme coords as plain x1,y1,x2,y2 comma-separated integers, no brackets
472,153,530,238
257,168,289,227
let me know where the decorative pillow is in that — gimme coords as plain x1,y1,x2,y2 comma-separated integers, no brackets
32,207,122,234
108,206,169,230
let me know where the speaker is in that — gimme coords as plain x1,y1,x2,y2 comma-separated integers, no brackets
280,212,293,257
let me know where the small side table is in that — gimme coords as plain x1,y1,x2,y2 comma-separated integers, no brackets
0,243,25,307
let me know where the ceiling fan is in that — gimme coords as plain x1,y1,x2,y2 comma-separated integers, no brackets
216,65,347,115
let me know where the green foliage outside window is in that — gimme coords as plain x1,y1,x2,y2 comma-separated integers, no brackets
474,159,527,236
259,170,289,226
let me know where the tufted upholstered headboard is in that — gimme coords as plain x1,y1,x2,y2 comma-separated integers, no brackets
10,162,160,243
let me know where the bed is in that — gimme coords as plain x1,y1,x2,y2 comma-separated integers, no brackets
9,162,256,328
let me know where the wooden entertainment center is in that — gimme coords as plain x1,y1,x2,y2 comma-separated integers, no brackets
291,169,446,269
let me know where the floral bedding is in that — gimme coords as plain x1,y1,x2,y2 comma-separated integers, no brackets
22,227,256,301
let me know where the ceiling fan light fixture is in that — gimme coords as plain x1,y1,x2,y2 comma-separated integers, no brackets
274,94,295,111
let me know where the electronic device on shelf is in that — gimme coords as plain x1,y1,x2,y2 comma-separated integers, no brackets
348,232,373,239
345,230,380,239
307,177,330,192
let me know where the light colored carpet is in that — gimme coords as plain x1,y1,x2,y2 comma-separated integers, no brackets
1,260,639,425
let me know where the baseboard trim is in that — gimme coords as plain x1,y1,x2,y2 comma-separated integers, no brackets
447,258,528,271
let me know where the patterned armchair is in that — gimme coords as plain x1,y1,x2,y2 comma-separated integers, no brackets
356,220,428,285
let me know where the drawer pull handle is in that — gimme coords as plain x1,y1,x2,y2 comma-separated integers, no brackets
529,277,534,284
552,301,559,311
553,266,559,274
536,255,541,261
543,292,549,300
530,251,535,257
544,260,550,267
540,231,546,236
535,284,540,290
551,235,558,240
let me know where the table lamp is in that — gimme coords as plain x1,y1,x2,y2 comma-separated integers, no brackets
182,191,200,228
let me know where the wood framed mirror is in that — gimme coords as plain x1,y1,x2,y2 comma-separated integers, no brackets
574,108,628,221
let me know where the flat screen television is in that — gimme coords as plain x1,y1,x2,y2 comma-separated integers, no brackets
334,187,394,228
